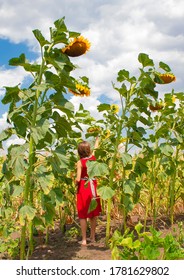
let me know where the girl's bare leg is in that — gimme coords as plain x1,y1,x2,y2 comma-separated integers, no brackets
89,216,97,242
79,219,87,245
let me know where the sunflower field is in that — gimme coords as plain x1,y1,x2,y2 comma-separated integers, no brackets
0,18,183,260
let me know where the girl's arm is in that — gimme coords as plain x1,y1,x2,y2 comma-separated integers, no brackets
75,160,82,185
92,136,99,155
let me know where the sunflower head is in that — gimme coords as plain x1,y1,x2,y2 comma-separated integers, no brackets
87,126,101,134
154,72,176,84
69,83,90,97
104,129,111,139
110,104,119,114
119,137,127,143
61,36,91,57
149,101,165,111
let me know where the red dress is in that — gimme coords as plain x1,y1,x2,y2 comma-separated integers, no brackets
77,155,101,219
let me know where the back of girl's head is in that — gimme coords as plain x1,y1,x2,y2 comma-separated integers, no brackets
77,141,91,158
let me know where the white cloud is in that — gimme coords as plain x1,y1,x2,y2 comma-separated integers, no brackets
0,112,10,132
1,134,25,155
0,66,31,96
69,95,103,120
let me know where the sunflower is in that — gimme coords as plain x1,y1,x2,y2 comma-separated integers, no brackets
87,126,101,133
155,73,176,84
149,101,164,111
172,95,176,103
61,36,91,57
104,129,111,139
69,83,90,97
110,104,119,114
119,137,127,143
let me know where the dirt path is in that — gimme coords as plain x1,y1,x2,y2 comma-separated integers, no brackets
30,217,112,260
29,214,184,260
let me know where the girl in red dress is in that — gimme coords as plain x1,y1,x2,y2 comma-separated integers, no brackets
76,137,101,245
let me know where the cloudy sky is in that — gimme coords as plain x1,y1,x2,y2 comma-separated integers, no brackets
0,0,184,153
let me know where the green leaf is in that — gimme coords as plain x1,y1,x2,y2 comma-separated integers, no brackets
51,30,68,44
123,195,134,211
50,188,63,206
19,205,36,225
122,153,132,167
2,85,20,105
51,92,74,112
86,161,109,178
139,115,152,126
43,201,56,225
23,63,41,72
54,17,67,32
123,179,136,195
52,111,71,137
97,103,111,112
36,172,55,194
9,53,26,66
69,31,81,38
159,61,171,72
88,198,98,213
12,185,23,197
134,157,148,175
8,144,29,178
49,147,69,172
118,84,128,98
119,237,133,247
132,239,141,249
138,53,154,67
98,186,115,200
12,115,28,138
135,223,143,234
160,143,174,156
31,119,50,145
117,69,130,82
32,29,50,47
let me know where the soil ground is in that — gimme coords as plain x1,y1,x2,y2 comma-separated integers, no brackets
29,213,184,260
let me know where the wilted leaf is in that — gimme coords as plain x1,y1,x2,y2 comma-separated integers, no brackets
19,205,36,225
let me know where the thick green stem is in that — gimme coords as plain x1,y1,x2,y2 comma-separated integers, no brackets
105,119,123,245
170,147,179,225
19,46,46,259
105,84,135,244
20,224,27,260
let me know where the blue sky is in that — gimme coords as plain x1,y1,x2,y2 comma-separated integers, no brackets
0,0,184,153
0,39,37,114
0,40,35,66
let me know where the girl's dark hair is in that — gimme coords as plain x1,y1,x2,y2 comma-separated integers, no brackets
77,141,91,158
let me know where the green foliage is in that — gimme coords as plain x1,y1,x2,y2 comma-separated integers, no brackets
110,223,184,260
65,226,80,239
0,221,20,259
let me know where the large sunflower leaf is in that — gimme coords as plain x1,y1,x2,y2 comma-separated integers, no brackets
98,186,115,200
86,161,109,178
